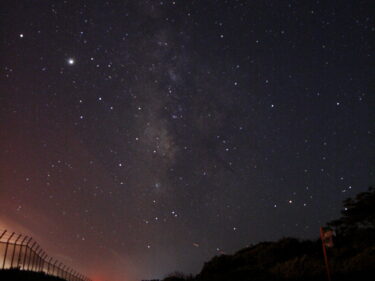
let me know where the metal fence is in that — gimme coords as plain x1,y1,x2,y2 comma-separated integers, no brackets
0,229,91,281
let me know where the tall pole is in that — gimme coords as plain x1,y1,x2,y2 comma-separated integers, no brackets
320,227,332,281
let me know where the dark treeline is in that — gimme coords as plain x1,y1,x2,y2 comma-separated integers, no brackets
155,187,375,281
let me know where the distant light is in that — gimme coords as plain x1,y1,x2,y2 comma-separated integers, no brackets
67,58,75,65
19,34,24,38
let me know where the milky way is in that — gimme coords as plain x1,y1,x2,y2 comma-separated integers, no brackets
0,1,373,280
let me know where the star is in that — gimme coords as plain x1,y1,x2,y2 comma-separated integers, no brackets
67,58,75,65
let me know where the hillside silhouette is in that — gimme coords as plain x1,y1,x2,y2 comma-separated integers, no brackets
0,268,67,281
159,187,375,281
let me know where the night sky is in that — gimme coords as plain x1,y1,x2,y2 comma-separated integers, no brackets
0,1,373,281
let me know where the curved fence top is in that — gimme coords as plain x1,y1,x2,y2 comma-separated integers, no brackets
0,229,91,281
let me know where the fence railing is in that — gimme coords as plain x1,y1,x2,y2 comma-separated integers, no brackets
0,229,91,281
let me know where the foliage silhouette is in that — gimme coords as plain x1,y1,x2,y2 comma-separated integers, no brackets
162,187,375,281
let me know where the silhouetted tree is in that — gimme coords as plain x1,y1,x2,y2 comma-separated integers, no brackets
328,187,375,235
156,186,375,281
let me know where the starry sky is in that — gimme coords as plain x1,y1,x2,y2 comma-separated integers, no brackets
0,1,373,280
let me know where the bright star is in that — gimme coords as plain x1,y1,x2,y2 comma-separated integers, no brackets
67,58,75,65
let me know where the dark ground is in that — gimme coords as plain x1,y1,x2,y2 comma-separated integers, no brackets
0,269,66,281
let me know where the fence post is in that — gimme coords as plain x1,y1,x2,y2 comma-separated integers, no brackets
47,257,52,275
0,230,90,280
36,249,41,271
10,234,22,268
32,245,40,271
43,252,48,272
0,230,7,267
2,232,15,269
59,262,63,278
17,235,28,268
22,237,32,269
38,250,43,271
37,249,44,271
71,268,75,281
62,265,67,279
27,242,36,270
41,252,47,272
53,260,58,275
33,247,40,271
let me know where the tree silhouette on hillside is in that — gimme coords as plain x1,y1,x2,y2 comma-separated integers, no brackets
161,187,375,281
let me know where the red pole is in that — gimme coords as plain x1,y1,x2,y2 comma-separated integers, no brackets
320,227,332,281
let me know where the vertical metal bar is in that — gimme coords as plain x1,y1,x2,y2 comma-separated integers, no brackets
35,249,41,271
37,249,43,271
51,260,56,275
43,253,48,272
64,266,68,280
67,268,71,281
22,238,32,270
47,257,52,274
36,248,43,272
64,265,67,279
17,236,28,268
0,230,7,240
10,234,22,268
58,262,63,278
40,252,46,272
2,232,15,269
31,245,40,271
31,246,37,271
69,269,74,281
27,242,36,270
42,252,47,272
53,260,58,275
